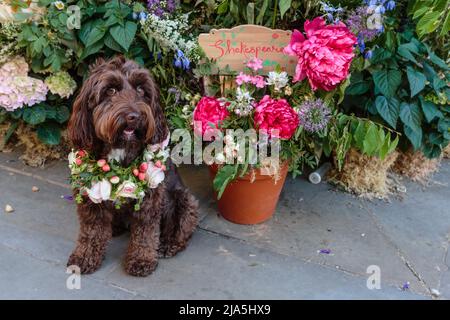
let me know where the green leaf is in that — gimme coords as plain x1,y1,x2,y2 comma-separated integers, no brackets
353,121,366,151
256,0,269,24
441,10,450,37
279,0,292,18
404,125,423,150
370,48,392,64
53,106,70,124
406,66,427,97
246,2,255,24
375,95,400,128
213,165,237,199
346,73,370,95
372,69,402,98
37,122,61,145
379,131,391,160
397,43,418,63
417,11,441,37
419,97,443,123
22,105,46,125
217,0,229,14
388,135,399,154
110,21,137,52
81,41,104,59
104,33,124,52
428,51,449,70
399,101,422,130
85,23,106,47
362,123,380,156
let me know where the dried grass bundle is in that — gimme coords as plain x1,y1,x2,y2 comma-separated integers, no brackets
0,122,68,167
392,149,441,183
328,148,398,199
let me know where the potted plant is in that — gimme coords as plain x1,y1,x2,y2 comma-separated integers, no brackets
190,17,364,224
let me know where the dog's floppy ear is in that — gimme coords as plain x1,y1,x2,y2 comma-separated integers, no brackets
68,76,97,151
88,57,106,72
146,75,168,144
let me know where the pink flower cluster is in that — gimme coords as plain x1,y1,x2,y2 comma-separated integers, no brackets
193,96,229,139
254,95,299,139
0,57,48,111
236,72,265,88
284,17,357,91
235,58,266,88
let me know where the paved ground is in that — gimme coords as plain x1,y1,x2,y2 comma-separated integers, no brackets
0,151,449,299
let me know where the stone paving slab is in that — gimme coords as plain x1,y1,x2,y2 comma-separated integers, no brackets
200,178,427,295
0,151,448,299
362,163,450,296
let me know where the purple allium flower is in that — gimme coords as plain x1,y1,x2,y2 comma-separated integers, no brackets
147,0,177,17
298,99,331,133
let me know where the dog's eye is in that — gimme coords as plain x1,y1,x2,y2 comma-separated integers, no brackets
136,85,145,96
106,88,116,96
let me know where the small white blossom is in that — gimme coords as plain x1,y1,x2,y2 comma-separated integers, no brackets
266,71,289,91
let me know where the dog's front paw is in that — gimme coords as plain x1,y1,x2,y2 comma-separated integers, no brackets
158,244,185,258
67,251,103,274
124,257,158,277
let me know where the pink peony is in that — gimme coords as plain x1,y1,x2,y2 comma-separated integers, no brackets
284,17,357,91
254,95,299,139
193,96,229,139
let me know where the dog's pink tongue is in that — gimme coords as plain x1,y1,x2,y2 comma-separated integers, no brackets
124,128,135,135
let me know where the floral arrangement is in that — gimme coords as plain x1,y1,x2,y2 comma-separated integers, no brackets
191,55,328,197
69,136,170,210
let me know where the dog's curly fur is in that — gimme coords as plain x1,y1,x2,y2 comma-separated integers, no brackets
67,56,198,277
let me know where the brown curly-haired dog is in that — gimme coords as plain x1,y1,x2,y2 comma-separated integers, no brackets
67,56,198,277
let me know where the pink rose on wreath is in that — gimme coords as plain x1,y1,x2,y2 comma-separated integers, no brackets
284,17,357,91
254,95,299,139
193,96,229,140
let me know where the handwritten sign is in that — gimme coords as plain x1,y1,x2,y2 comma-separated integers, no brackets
198,25,297,75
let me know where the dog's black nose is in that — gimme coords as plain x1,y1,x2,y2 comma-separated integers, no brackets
126,112,139,124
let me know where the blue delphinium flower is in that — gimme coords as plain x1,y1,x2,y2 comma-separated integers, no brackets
320,1,344,24
357,35,366,53
364,50,373,60
386,1,396,11
132,11,147,21
174,49,190,70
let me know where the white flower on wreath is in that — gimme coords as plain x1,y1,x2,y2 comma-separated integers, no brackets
146,162,165,189
53,1,65,10
266,71,289,91
87,179,112,204
116,180,138,199
68,150,76,166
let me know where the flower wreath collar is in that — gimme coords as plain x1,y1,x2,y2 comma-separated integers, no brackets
68,134,170,211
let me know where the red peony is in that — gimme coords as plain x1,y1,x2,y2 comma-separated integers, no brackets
284,17,357,91
193,96,229,139
254,95,299,139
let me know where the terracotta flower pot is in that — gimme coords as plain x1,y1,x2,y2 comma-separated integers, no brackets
208,162,289,225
